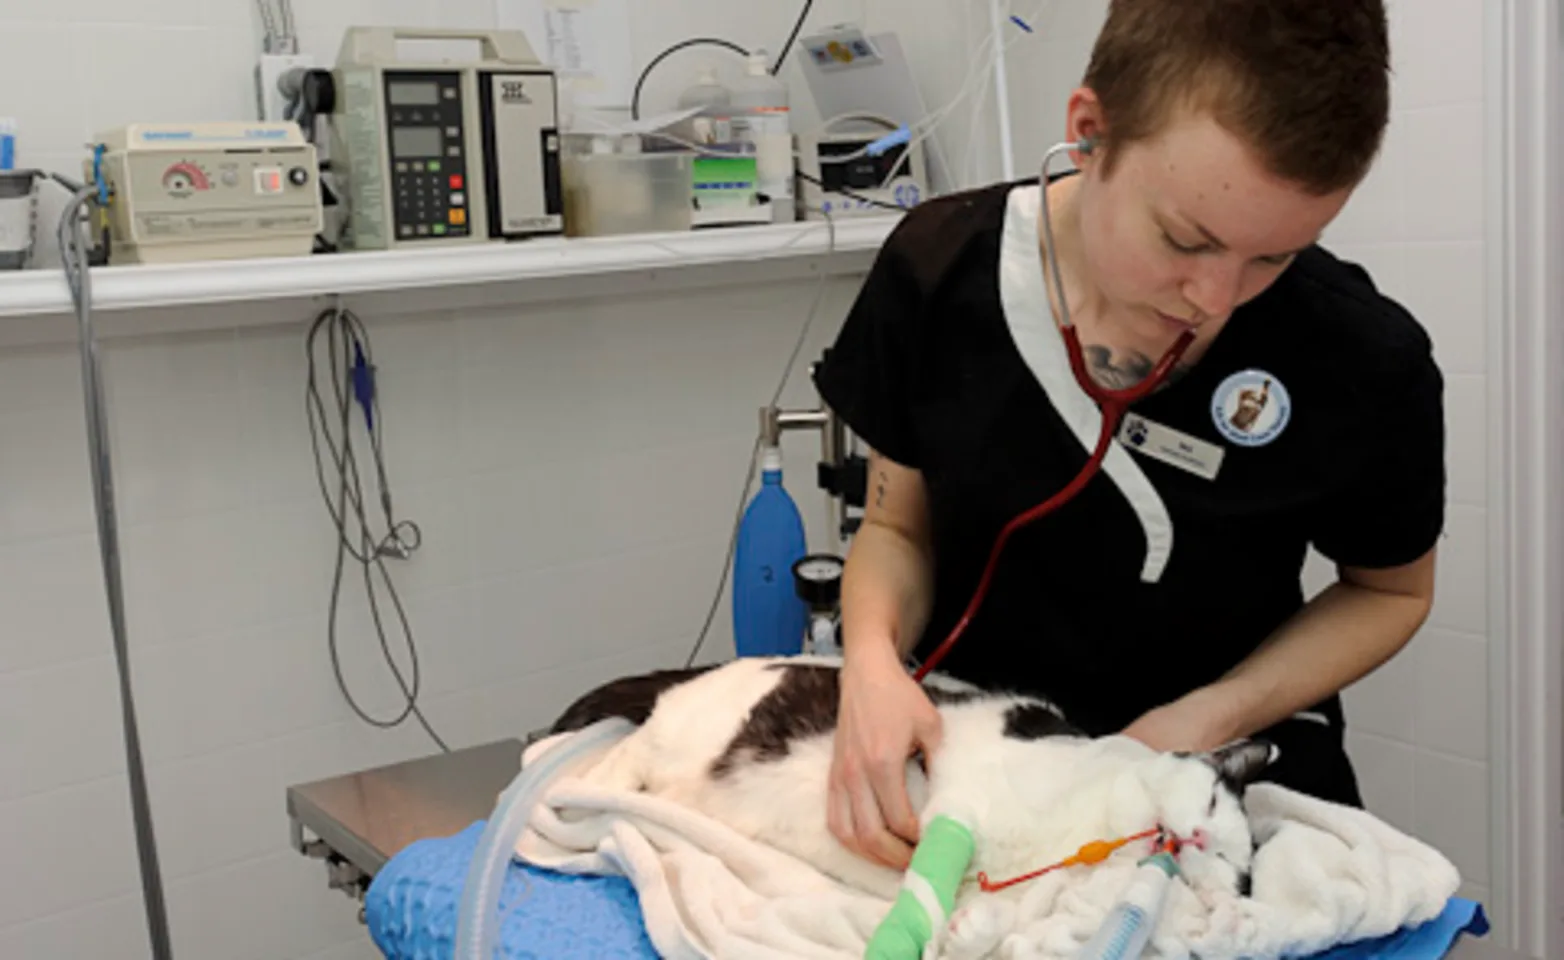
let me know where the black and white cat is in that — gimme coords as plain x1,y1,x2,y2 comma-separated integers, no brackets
547,654,1275,919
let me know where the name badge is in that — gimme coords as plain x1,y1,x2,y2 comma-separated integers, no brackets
1117,413,1225,480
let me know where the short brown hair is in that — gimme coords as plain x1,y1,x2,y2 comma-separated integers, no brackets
1082,0,1390,194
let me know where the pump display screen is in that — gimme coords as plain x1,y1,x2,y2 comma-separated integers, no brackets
392,126,443,158
388,81,440,106
384,69,469,242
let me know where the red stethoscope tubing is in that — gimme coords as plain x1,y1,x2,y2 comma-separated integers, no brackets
910,324,1196,682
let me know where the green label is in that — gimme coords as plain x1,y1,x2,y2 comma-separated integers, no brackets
692,156,757,207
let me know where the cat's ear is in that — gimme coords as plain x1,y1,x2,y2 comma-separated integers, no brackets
1202,739,1279,793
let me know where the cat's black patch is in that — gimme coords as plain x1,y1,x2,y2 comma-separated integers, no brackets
1173,739,1279,798
710,664,841,777
550,665,717,735
1208,739,1279,795
924,684,983,706
1237,836,1261,896
1001,700,1081,740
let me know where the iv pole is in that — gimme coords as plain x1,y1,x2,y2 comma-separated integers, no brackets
988,0,1017,181
55,176,175,960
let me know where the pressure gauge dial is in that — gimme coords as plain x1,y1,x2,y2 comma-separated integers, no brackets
161,161,210,197
793,553,845,610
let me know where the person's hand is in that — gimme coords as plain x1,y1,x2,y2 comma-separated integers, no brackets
829,645,943,870
1120,685,1240,753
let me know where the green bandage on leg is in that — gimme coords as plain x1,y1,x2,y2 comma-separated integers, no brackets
864,815,976,960
905,816,976,916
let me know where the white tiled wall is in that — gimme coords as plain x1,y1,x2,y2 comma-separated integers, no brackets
1010,0,1497,907
1326,0,1494,908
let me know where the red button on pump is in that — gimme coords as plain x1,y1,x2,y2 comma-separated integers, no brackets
450,174,464,190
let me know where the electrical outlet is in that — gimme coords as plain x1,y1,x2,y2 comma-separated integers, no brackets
256,53,316,123
798,25,882,72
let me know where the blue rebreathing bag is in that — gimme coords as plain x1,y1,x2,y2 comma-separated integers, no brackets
732,445,808,657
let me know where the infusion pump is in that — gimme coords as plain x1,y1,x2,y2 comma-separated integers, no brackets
796,113,927,220
330,27,565,250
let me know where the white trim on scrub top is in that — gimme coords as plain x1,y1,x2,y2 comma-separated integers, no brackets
996,182,1175,583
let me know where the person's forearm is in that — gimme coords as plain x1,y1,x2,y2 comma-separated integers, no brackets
840,519,935,666
1200,578,1433,741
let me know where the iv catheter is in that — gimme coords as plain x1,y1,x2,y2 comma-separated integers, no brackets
912,139,1196,682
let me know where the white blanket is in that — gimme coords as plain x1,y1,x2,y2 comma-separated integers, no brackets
513,733,1461,960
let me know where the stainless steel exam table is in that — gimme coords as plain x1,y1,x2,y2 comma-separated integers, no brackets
285,739,1530,960
287,738,525,917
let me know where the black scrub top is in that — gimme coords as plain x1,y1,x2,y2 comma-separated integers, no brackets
813,179,1445,799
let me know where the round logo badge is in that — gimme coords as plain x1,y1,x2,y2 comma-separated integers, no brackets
1211,369,1290,447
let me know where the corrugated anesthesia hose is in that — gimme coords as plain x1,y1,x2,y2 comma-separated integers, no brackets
455,718,635,960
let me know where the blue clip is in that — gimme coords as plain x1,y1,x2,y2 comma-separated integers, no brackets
352,339,375,433
1011,15,1034,33
92,144,108,205
866,127,911,157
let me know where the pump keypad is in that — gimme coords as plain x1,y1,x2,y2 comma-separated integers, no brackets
384,71,471,241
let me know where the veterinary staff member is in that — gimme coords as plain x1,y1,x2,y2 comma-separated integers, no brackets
812,0,1444,872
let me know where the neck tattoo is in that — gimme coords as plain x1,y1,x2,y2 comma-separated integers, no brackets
1038,185,1194,396
1082,343,1190,392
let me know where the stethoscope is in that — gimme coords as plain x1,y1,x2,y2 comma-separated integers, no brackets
911,139,1197,682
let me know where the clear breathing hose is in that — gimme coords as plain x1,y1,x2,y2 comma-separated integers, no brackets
454,717,635,960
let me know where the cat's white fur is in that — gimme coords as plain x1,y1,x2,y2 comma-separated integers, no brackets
573,655,1270,947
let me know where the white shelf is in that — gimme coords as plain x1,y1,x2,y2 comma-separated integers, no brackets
0,214,899,321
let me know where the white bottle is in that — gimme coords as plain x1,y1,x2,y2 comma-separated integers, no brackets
728,50,794,222
677,68,732,145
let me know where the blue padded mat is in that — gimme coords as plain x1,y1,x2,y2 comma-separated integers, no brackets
364,820,1490,959
365,822,657,960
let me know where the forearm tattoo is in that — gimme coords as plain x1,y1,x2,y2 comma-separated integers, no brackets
876,470,887,508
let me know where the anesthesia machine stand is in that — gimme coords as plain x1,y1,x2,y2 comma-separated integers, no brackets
732,365,866,658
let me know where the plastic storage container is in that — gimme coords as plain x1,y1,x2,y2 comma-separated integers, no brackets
728,51,794,223
732,445,809,658
561,134,692,237
0,169,41,270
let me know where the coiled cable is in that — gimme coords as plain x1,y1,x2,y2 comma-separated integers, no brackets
305,303,448,753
